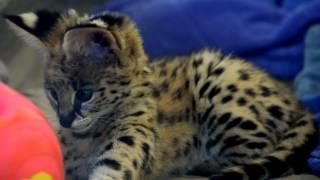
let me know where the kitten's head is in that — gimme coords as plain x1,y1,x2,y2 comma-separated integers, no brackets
4,9,148,133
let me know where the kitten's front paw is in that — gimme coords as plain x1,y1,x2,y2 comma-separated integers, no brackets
89,167,123,180
90,175,116,180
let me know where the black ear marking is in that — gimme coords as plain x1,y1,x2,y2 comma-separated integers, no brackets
66,24,100,32
33,10,60,38
3,10,60,40
3,14,30,31
91,13,126,27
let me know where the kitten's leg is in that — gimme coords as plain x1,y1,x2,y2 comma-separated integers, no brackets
89,105,158,180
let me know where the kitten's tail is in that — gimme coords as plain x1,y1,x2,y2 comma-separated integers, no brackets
210,112,317,180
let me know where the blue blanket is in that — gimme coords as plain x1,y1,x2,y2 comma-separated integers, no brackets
94,0,320,175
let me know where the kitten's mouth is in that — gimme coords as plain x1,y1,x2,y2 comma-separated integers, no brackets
71,115,97,133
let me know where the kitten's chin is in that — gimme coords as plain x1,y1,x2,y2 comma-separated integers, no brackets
70,117,96,134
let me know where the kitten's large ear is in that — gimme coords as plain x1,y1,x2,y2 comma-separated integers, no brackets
3,10,61,52
63,26,123,66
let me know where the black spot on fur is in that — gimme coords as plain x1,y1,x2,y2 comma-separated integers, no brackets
135,128,147,137
243,164,266,179
225,152,248,158
130,121,157,137
266,119,277,129
172,137,180,145
71,132,91,139
276,146,287,151
122,111,145,119
172,89,183,100
220,135,248,155
192,58,203,69
120,80,131,86
237,97,247,106
240,120,257,130
185,80,190,89
104,143,113,151
95,158,121,170
119,127,129,132
244,88,256,97
110,90,117,94
254,132,268,138
160,81,169,92
221,95,233,104
152,89,161,98
207,62,213,76
192,97,197,111
284,132,297,139
295,120,308,127
207,115,217,128
264,156,291,178
208,86,221,99
135,92,145,98
124,170,132,180
267,105,284,120
260,86,272,97
283,99,291,105
157,112,165,124
60,136,67,145
249,105,260,116
171,66,179,78
141,143,150,169
199,81,211,97
110,97,119,104
132,159,138,170
217,112,232,125
118,136,135,146
200,105,215,125
141,82,151,87
239,71,250,80
225,117,242,130
160,69,167,76
194,73,201,86
158,61,167,68
212,67,225,76
227,84,238,93
100,92,105,97
246,142,267,149
98,87,106,92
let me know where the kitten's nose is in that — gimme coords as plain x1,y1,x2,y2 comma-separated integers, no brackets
58,111,75,128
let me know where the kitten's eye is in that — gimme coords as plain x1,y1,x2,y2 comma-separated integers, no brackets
76,89,93,102
47,89,58,103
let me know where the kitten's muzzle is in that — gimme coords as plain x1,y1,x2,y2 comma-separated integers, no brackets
58,111,75,128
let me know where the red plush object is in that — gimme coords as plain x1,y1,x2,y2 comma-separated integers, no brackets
0,83,64,180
